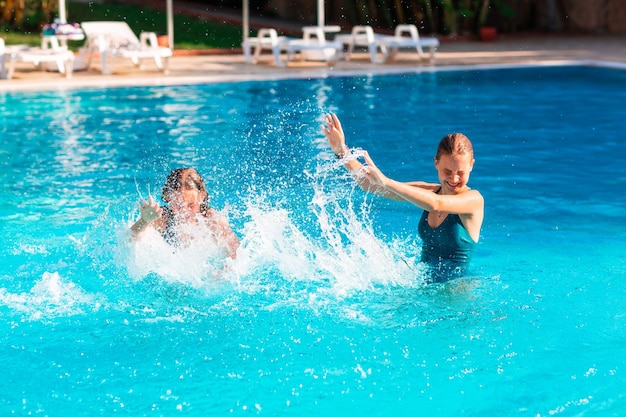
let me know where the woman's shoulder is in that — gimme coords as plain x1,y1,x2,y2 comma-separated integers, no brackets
465,188,484,200
461,189,485,214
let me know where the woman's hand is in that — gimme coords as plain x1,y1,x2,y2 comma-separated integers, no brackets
361,151,388,188
321,116,402,201
321,113,347,157
138,196,162,223
131,196,163,237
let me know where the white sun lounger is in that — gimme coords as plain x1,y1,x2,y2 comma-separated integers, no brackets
242,28,293,67
242,27,343,67
0,38,6,79
80,21,172,75
336,24,439,64
0,37,74,80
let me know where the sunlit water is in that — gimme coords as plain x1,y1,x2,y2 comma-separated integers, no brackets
1,66,625,416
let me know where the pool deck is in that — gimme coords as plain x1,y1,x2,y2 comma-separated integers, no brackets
2,34,626,92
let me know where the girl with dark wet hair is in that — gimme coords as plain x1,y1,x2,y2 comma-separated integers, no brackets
131,168,239,260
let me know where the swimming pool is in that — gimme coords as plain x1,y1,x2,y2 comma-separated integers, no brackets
1,65,625,415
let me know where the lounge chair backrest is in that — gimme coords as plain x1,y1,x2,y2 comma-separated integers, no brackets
256,28,282,45
394,24,420,40
303,26,329,44
81,21,141,51
351,25,376,44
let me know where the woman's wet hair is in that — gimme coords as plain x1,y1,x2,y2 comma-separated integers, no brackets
162,168,210,213
436,133,473,161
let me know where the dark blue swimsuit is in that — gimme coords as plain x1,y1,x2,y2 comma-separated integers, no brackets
417,209,476,282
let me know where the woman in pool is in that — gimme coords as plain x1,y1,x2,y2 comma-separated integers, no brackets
131,167,239,260
322,113,484,280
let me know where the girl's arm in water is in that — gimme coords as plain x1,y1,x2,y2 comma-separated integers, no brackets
131,196,165,238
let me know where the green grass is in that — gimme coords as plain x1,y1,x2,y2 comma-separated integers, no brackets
1,30,42,47
2,1,243,50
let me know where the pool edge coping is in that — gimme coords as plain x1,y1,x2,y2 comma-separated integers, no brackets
1,59,625,93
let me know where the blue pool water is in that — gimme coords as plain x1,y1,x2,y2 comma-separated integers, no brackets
1,66,625,416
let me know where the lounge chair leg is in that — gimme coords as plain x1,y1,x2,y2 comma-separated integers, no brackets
101,52,110,75
242,43,254,64
373,43,386,64
429,48,437,61
253,45,263,64
387,46,399,61
285,49,295,66
7,58,16,80
56,59,65,73
369,43,379,63
344,42,354,61
80,48,93,71
272,45,285,67
64,58,73,78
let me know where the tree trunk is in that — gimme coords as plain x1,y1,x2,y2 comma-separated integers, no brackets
366,0,380,24
1,0,17,24
420,0,434,31
393,0,405,25
477,0,490,29
440,0,457,35
537,0,563,31
355,0,370,24
377,0,394,27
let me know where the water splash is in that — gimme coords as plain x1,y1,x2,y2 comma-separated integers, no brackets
117,155,428,298
0,271,101,321
121,218,235,288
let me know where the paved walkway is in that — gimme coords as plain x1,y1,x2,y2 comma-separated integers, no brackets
2,33,626,92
